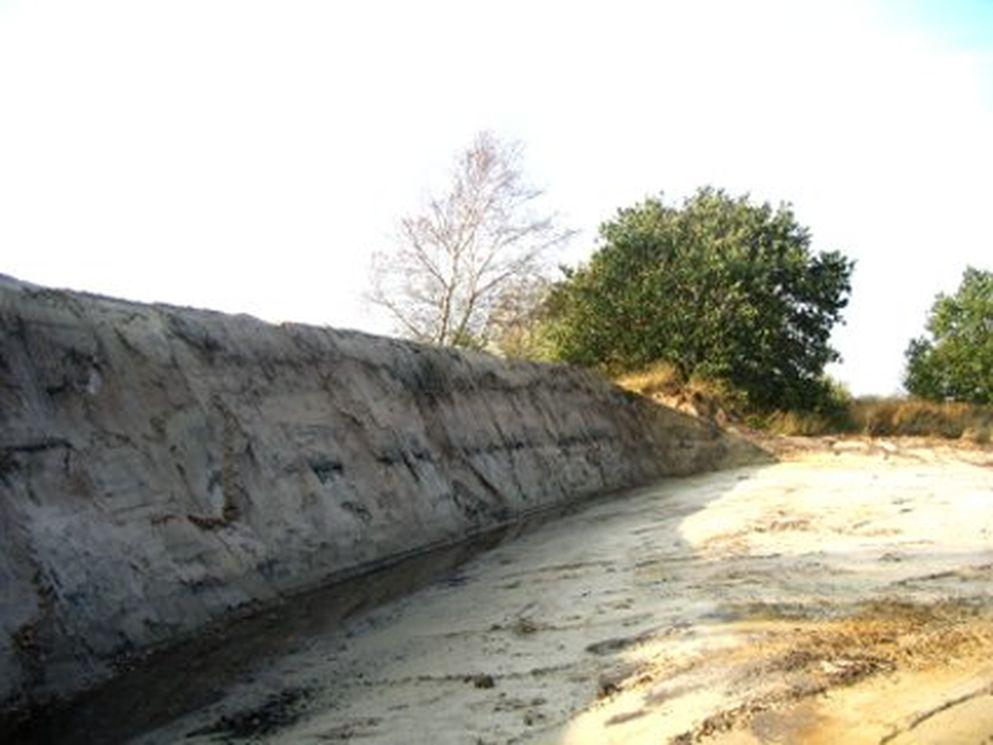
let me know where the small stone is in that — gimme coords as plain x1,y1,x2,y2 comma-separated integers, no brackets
469,673,495,689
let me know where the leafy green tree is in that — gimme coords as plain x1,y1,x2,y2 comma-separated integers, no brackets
544,188,854,411
904,267,993,403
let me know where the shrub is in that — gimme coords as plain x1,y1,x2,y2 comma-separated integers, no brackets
851,397,993,440
546,188,854,412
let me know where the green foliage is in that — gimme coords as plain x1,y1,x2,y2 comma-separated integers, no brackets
803,375,856,429
748,376,854,435
904,267,993,404
544,188,854,411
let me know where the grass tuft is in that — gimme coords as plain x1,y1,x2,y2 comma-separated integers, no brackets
615,364,993,442
852,398,993,441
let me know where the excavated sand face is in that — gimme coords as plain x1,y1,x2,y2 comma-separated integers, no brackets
0,275,760,719
89,443,992,744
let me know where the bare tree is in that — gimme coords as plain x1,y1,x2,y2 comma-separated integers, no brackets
369,132,573,348
486,272,556,359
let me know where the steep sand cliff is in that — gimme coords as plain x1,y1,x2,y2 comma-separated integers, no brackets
0,275,762,717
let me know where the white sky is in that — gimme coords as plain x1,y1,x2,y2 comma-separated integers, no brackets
1,0,990,395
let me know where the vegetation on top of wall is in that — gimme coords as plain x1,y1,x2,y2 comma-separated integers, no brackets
373,148,992,440
541,188,854,414
615,363,855,436
617,364,992,442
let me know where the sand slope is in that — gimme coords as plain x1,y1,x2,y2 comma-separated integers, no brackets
113,442,993,744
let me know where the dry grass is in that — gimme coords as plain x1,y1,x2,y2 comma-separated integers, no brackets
615,364,840,435
615,365,993,442
666,600,993,744
614,361,684,397
760,410,844,437
853,398,993,442
615,363,747,424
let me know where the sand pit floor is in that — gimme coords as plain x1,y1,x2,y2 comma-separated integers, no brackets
29,441,993,744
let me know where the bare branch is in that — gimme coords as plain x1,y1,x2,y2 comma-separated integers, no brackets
368,131,572,350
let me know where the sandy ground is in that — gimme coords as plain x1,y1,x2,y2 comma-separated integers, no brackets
65,440,993,743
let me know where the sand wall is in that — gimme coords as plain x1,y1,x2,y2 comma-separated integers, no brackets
0,275,762,712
